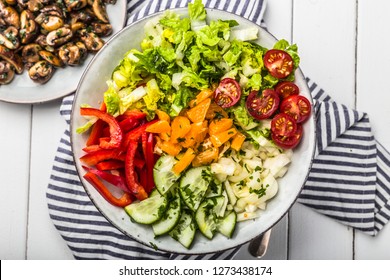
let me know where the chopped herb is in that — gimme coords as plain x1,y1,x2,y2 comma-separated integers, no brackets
249,184,268,198
149,242,159,251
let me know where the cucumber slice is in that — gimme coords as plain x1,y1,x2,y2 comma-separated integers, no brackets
195,196,226,239
179,166,213,211
153,155,180,195
217,211,237,238
169,209,196,249
205,180,223,198
152,192,181,236
124,191,167,225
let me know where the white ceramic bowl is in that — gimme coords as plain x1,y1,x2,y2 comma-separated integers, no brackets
71,8,316,255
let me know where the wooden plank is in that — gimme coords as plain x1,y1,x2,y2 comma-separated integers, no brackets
0,102,31,259
356,0,390,148
293,0,357,108
235,216,288,260
27,100,73,259
289,204,354,259
354,0,390,259
263,0,293,40
289,0,356,259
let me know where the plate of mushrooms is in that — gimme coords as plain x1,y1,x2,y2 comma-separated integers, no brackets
0,0,127,104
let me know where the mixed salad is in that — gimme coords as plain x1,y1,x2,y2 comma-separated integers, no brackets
78,0,311,249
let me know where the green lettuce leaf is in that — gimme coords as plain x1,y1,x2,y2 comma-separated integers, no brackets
228,100,259,130
188,0,207,21
104,81,120,115
144,79,164,113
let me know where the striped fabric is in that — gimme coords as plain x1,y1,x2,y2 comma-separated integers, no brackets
46,0,390,260
298,78,390,236
46,0,265,260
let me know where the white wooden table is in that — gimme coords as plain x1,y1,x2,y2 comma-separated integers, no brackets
1,0,390,260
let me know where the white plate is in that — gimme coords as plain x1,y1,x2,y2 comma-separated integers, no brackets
71,8,317,255
0,1,127,104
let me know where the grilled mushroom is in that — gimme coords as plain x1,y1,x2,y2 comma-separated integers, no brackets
35,34,55,52
69,9,96,25
21,43,42,66
0,6,20,29
78,29,104,52
26,0,46,12
0,44,24,74
70,22,86,33
39,49,63,67
92,0,109,23
4,0,18,5
0,60,15,85
40,4,65,17
58,41,87,65
65,0,88,11
36,14,65,33
20,10,39,44
46,26,73,47
0,26,20,50
90,22,112,37
28,60,54,83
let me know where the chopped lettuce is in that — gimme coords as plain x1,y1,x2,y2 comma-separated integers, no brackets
228,100,259,131
188,0,207,31
144,79,164,113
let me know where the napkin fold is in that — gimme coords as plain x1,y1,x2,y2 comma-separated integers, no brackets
46,0,390,260
298,78,390,236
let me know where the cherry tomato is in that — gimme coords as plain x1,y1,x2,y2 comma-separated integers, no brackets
271,113,297,137
214,78,241,108
246,89,280,120
275,81,299,99
264,49,294,79
272,123,303,149
280,95,311,123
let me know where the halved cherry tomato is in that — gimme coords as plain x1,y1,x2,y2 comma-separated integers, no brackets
280,95,311,123
275,81,299,99
271,113,297,137
264,49,294,79
272,123,303,149
246,89,280,120
214,78,241,108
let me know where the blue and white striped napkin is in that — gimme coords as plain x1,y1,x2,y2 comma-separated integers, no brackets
46,0,390,260
298,79,390,236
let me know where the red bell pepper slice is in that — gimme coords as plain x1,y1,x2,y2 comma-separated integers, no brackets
119,118,141,133
86,119,106,146
96,160,124,171
80,107,123,149
125,140,148,201
82,166,129,193
144,133,155,193
122,120,158,150
82,144,102,153
138,167,147,189
83,172,133,207
80,149,125,166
